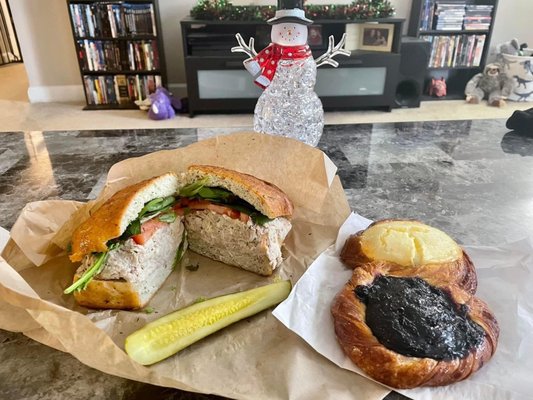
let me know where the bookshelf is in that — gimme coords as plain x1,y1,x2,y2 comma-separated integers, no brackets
408,0,498,100
66,0,167,110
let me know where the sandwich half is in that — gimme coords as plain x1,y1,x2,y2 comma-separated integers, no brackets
175,165,293,276
65,166,293,309
66,172,186,309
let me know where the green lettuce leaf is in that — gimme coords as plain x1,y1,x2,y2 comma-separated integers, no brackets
158,211,177,224
196,187,234,202
64,242,121,294
140,196,175,217
122,196,177,241
172,229,188,269
178,177,210,197
122,219,141,238
178,179,273,226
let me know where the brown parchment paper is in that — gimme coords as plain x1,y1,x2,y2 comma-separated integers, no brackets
0,132,390,400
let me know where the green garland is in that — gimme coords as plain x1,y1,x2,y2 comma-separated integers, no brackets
190,0,395,22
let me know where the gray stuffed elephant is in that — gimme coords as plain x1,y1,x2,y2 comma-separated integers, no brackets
465,63,514,107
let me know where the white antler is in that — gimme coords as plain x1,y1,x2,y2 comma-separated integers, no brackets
315,34,351,68
231,33,258,58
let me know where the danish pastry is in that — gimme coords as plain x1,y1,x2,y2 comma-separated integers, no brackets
340,219,477,293
331,261,499,389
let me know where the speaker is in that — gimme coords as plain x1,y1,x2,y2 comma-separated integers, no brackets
395,37,431,108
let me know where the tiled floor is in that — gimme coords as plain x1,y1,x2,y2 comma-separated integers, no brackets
3,119,529,400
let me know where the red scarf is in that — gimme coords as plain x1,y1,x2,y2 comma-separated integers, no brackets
253,43,312,89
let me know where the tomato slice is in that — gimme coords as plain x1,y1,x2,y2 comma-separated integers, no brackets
174,208,186,216
187,199,213,210
205,202,233,215
132,218,167,245
239,213,250,223
174,198,247,222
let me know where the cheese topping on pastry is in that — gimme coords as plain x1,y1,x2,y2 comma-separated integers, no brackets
360,220,462,266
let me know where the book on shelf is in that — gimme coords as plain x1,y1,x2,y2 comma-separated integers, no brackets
114,74,130,104
69,3,157,38
422,34,486,68
83,74,162,105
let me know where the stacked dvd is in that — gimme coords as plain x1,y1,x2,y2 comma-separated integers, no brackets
464,4,493,31
433,2,466,31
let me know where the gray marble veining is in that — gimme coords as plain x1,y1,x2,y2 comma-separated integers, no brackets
1,119,532,400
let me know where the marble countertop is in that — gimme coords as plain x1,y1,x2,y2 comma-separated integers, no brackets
1,119,532,399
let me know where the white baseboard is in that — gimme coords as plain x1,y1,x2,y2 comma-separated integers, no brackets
28,85,85,103
27,83,187,103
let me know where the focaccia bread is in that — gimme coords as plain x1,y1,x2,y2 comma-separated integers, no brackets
186,164,294,219
331,261,499,389
340,219,477,293
73,221,185,309
70,172,181,262
68,172,185,309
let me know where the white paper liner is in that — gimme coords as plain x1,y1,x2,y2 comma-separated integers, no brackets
273,213,533,400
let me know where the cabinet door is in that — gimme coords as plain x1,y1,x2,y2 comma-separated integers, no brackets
185,53,400,114
185,57,260,114
319,52,400,110
316,67,387,96
197,69,262,99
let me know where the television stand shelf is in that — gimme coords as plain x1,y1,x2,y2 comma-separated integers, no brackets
180,18,405,117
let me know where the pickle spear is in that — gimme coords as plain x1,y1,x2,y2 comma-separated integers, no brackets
125,280,291,365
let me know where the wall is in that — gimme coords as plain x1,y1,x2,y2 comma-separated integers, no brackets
491,0,533,55
9,0,82,101
159,0,197,91
7,0,532,103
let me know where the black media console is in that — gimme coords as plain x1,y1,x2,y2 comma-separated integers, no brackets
180,18,405,117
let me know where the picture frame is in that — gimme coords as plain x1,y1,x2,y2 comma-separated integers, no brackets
357,23,394,52
307,25,323,47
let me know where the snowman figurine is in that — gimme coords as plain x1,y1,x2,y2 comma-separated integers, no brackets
232,0,349,147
